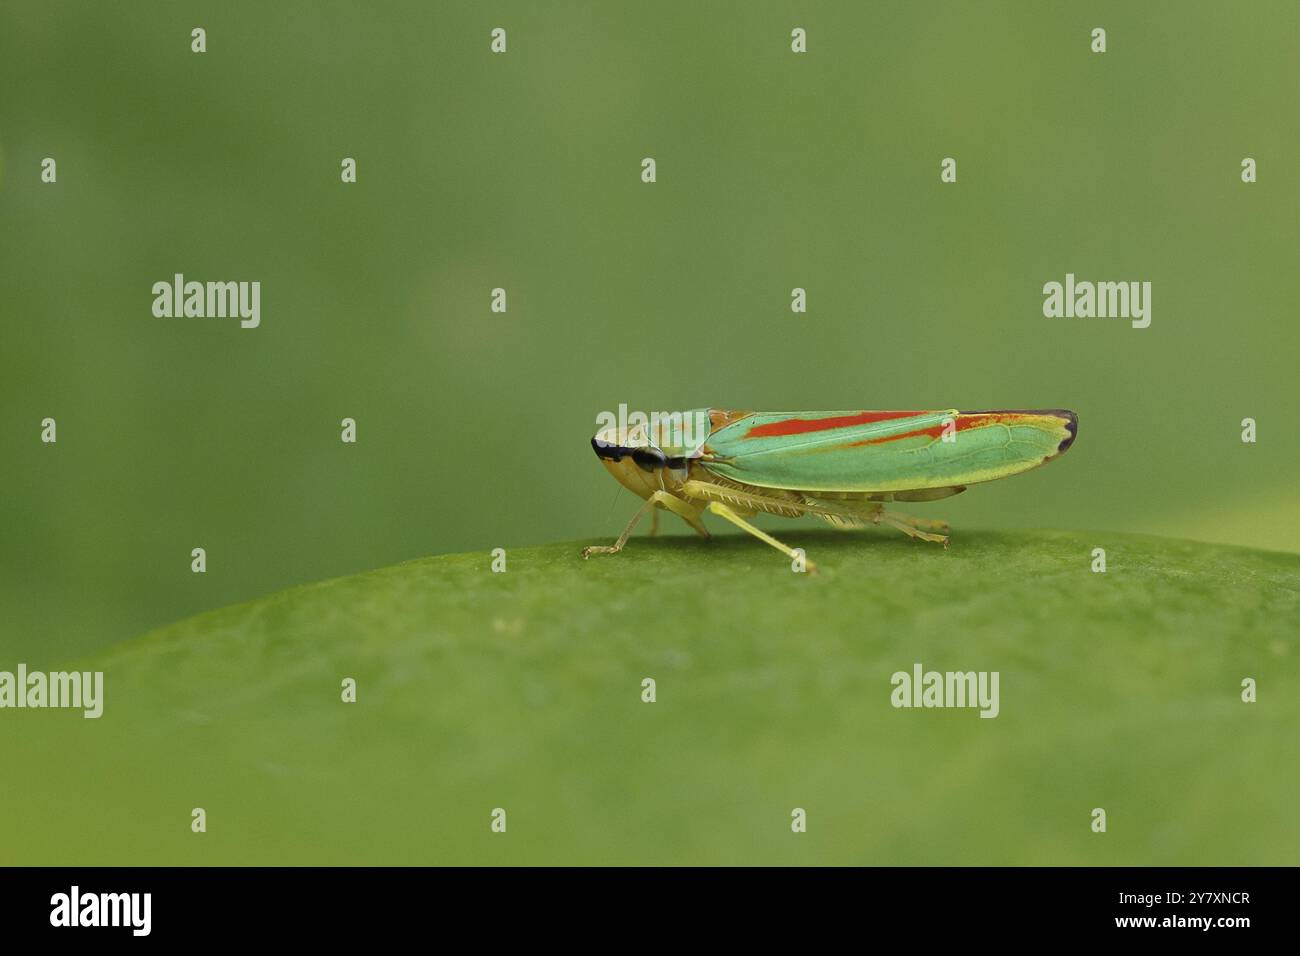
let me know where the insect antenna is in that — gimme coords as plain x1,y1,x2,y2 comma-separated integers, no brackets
602,481,626,524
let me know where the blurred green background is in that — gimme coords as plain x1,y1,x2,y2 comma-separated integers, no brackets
2,1,1297,661
0,2,1297,865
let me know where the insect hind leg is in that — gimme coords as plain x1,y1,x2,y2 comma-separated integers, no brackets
878,509,950,548
706,502,817,572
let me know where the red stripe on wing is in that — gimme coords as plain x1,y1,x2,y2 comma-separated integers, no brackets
844,413,1018,447
743,410,927,439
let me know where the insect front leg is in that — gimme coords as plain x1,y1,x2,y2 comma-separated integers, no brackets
705,502,818,573
582,492,707,559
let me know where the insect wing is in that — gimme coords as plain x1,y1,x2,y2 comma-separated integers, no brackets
702,409,1076,493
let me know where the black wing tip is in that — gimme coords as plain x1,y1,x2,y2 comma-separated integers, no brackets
959,408,1077,454
1055,410,1078,454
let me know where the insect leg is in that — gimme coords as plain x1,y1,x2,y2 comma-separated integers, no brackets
582,492,707,559
878,511,950,548
657,492,711,538
705,502,817,572
884,510,950,534
681,479,807,519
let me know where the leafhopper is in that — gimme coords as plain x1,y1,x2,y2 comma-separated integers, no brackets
586,408,1077,570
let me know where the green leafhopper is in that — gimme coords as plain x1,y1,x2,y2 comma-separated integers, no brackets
586,408,1077,570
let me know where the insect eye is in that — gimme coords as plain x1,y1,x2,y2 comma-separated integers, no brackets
632,448,667,471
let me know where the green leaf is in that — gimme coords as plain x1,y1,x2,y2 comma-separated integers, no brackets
6,530,1297,864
